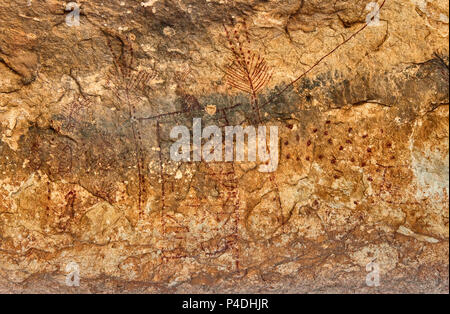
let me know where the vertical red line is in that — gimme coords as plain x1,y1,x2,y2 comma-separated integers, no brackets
125,89,144,217
156,120,166,234
228,164,240,272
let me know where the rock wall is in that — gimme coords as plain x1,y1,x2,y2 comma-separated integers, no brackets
0,0,448,293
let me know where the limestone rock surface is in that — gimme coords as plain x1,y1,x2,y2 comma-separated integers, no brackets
0,0,448,293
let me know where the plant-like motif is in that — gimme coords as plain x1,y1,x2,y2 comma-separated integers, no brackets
223,22,273,123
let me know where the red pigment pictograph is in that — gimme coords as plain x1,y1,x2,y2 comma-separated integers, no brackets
223,21,273,123
145,1,389,269
106,32,157,217
154,161,242,270
57,143,73,175
69,1,390,269
175,66,202,113
57,190,77,231
297,114,424,211
58,95,92,180
155,120,167,224
203,163,241,271
63,97,92,133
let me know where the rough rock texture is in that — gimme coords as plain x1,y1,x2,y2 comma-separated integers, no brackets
0,0,448,293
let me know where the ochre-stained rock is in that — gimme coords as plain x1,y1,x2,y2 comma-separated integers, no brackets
0,0,448,293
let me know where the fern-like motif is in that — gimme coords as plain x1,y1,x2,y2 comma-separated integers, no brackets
107,36,157,97
224,23,273,123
